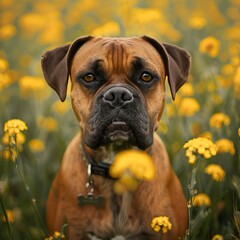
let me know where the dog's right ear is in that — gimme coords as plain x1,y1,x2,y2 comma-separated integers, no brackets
41,36,93,101
142,36,191,100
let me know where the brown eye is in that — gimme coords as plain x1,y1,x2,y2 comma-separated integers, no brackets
141,72,153,82
83,73,95,82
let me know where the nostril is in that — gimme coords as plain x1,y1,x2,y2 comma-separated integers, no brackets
103,91,115,102
122,91,133,102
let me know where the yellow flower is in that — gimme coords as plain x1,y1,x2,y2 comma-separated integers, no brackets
110,150,155,194
2,132,26,147
230,0,240,6
226,26,240,41
209,113,231,129
205,164,225,182
28,139,45,152
52,101,70,114
193,193,211,206
130,8,162,24
215,138,235,155
233,66,240,99
189,16,207,29
178,98,200,117
53,231,65,238
212,234,223,240
1,209,15,223
45,231,65,240
0,73,12,91
2,124,26,161
0,0,13,8
238,128,240,137
216,76,232,89
19,13,45,34
40,12,63,44
199,131,212,140
0,58,8,72
158,21,182,42
231,56,240,67
19,76,47,98
2,147,12,161
221,64,235,76
110,150,155,180
183,137,217,164
179,83,194,96
113,176,139,194
4,119,28,135
37,117,58,132
150,216,172,233
91,21,120,36
199,36,220,57
166,104,175,118
0,24,16,40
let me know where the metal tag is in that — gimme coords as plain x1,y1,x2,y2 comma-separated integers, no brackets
77,193,105,207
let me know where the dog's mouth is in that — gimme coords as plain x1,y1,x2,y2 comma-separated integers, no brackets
104,121,133,145
85,108,152,150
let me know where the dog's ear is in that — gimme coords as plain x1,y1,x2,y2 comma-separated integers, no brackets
142,36,191,100
41,36,93,101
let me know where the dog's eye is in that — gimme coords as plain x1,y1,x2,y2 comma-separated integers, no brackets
140,72,153,82
83,73,95,82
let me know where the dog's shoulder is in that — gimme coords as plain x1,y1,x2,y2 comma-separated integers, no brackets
152,133,173,179
59,133,86,180
153,133,170,162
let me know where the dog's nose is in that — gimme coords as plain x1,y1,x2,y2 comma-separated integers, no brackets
103,86,133,107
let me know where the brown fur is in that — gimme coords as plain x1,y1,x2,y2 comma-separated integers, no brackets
41,36,190,239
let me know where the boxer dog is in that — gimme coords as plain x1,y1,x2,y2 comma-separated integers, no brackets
41,36,190,240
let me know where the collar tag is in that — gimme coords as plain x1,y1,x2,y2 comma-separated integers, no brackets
77,193,105,207
77,163,105,208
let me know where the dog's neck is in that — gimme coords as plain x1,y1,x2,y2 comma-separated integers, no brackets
84,143,137,164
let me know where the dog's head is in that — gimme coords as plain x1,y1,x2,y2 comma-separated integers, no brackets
41,36,190,150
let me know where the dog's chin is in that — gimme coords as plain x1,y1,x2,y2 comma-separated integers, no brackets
102,122,135,147
84,121,153,150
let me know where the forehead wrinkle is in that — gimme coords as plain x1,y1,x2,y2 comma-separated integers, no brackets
131,56,159,74
89,58,104,69
131,56,147,68
104,41,129,74
75,58,102,75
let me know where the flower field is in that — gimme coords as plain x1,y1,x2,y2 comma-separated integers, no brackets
0,0,239,239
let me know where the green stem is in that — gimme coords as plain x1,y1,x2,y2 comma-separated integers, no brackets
0,194,14,240
11,134,48,236
58,223,68,240
185,158,202,240
15,158,49,236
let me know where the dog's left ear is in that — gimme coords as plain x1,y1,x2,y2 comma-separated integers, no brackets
142,36,191,100
41,36,93,101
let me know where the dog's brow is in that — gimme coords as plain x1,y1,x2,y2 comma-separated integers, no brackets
83,58,105,76
131,56,160,81
90,59,104,69
131,57,147,69
76,59,105,80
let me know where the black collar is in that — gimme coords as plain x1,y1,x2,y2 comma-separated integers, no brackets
83,145,116,180
82,144,152,180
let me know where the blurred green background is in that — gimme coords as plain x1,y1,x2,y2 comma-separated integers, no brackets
0,0,239,239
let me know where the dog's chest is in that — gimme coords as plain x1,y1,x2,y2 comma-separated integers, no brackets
95,180,142,235
73,179,143,239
